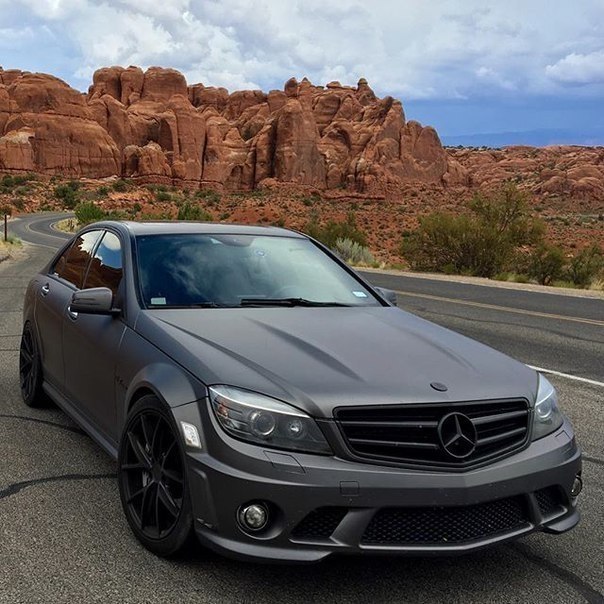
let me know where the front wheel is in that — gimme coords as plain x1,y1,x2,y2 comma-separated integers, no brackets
117,395,194,557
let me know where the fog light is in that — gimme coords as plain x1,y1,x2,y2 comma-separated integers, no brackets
238,503,269,531
571,475,582,498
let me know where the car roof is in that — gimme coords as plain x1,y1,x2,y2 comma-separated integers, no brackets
90,220,307,239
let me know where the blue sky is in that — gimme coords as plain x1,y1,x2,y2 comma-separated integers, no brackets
1,0,604,145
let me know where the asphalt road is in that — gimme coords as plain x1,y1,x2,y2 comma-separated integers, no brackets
1,213,603,603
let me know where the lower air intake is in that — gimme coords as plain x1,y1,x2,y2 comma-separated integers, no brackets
362,496,529,545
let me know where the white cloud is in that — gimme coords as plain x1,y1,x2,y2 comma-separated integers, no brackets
1,0,604,102
545,50,604,85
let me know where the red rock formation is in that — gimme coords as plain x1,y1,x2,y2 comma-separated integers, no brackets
450,145,604,200
0,65,462,190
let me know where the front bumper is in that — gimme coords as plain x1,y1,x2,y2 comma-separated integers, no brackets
174,403,581,563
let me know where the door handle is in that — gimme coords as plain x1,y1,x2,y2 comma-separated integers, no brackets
41,283,50,296
67,306,78,321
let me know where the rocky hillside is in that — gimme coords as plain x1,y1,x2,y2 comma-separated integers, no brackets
1,66,602,259
450,145,604,201
0,66,466,192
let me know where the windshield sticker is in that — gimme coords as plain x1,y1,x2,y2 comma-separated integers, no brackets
352,291,368,298
254,249,266,256
150,297,167,305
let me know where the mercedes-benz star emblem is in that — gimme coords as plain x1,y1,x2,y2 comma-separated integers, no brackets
437,412,477,459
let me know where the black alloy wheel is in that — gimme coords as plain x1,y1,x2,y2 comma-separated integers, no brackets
19,323,46,407
118,395,193,556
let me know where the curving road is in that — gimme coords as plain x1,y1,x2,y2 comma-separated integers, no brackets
1,212,603,603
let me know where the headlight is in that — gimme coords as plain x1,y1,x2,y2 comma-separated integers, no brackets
209,385,332,454
532,374,563,440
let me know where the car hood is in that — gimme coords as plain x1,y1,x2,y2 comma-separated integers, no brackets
136,307,538,418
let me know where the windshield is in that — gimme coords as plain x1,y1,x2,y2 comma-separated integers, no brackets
135,233,381,309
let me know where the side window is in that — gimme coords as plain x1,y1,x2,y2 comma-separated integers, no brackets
53,231,102,288
83,231,123,297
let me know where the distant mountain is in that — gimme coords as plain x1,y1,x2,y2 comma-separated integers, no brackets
442,128,604,148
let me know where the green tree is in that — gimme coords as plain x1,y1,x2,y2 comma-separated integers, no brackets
401,185,544,278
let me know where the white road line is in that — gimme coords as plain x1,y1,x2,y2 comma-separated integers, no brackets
529,365,604,388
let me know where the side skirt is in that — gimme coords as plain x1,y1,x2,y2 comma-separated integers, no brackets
42,381,119,460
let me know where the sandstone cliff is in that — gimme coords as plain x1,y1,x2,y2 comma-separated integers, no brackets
0,66,464,192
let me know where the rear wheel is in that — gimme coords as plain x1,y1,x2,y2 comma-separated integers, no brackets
118,395,193,557
19,323,47,408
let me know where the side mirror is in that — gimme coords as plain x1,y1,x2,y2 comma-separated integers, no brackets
70,287,120,316
374,286,398,306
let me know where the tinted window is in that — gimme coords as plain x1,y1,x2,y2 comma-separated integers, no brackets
84,231,123,297
136,234,379,308
54,231,102,287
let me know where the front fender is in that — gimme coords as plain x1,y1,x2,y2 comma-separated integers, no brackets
116,327,208,432
124,362,208,412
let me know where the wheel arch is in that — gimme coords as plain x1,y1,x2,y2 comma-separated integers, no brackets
123,362,208,417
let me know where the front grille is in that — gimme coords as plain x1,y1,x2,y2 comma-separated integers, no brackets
291,507,347,540
535,486,565,518
335,398,530,469
362,496,529,545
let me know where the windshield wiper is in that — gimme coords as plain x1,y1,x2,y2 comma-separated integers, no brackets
239,297,351,307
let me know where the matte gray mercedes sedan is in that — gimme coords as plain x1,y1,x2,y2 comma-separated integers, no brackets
20,221,582,561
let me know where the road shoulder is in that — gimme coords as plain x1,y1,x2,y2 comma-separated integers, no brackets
361,267,604,299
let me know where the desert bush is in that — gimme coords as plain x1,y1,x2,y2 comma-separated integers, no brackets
195,189,221,205
177,200,213,221
74,201,107,226
54,181,81,209
0,173,36,193
305,211,367,248
566,245,604,288
401,185,544,278
112,179,129,192
526,243,566,285
332,238,376,266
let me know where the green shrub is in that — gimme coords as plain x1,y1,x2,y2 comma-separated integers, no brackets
332,238,376,266
112,179,129,192
96,186,110,197
566,245,604,288
305,211,367,248
74,201,107,226
0,173,36,193
526,243,566,285
54,181,81,209
156,190,173,202
177,201,213,221
195,189,221,205
401,185,544,278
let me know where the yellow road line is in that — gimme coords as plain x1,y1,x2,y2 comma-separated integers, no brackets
394,290,604,327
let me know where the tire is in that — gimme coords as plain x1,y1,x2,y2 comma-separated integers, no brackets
19,322,47,408
118,395,194,557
